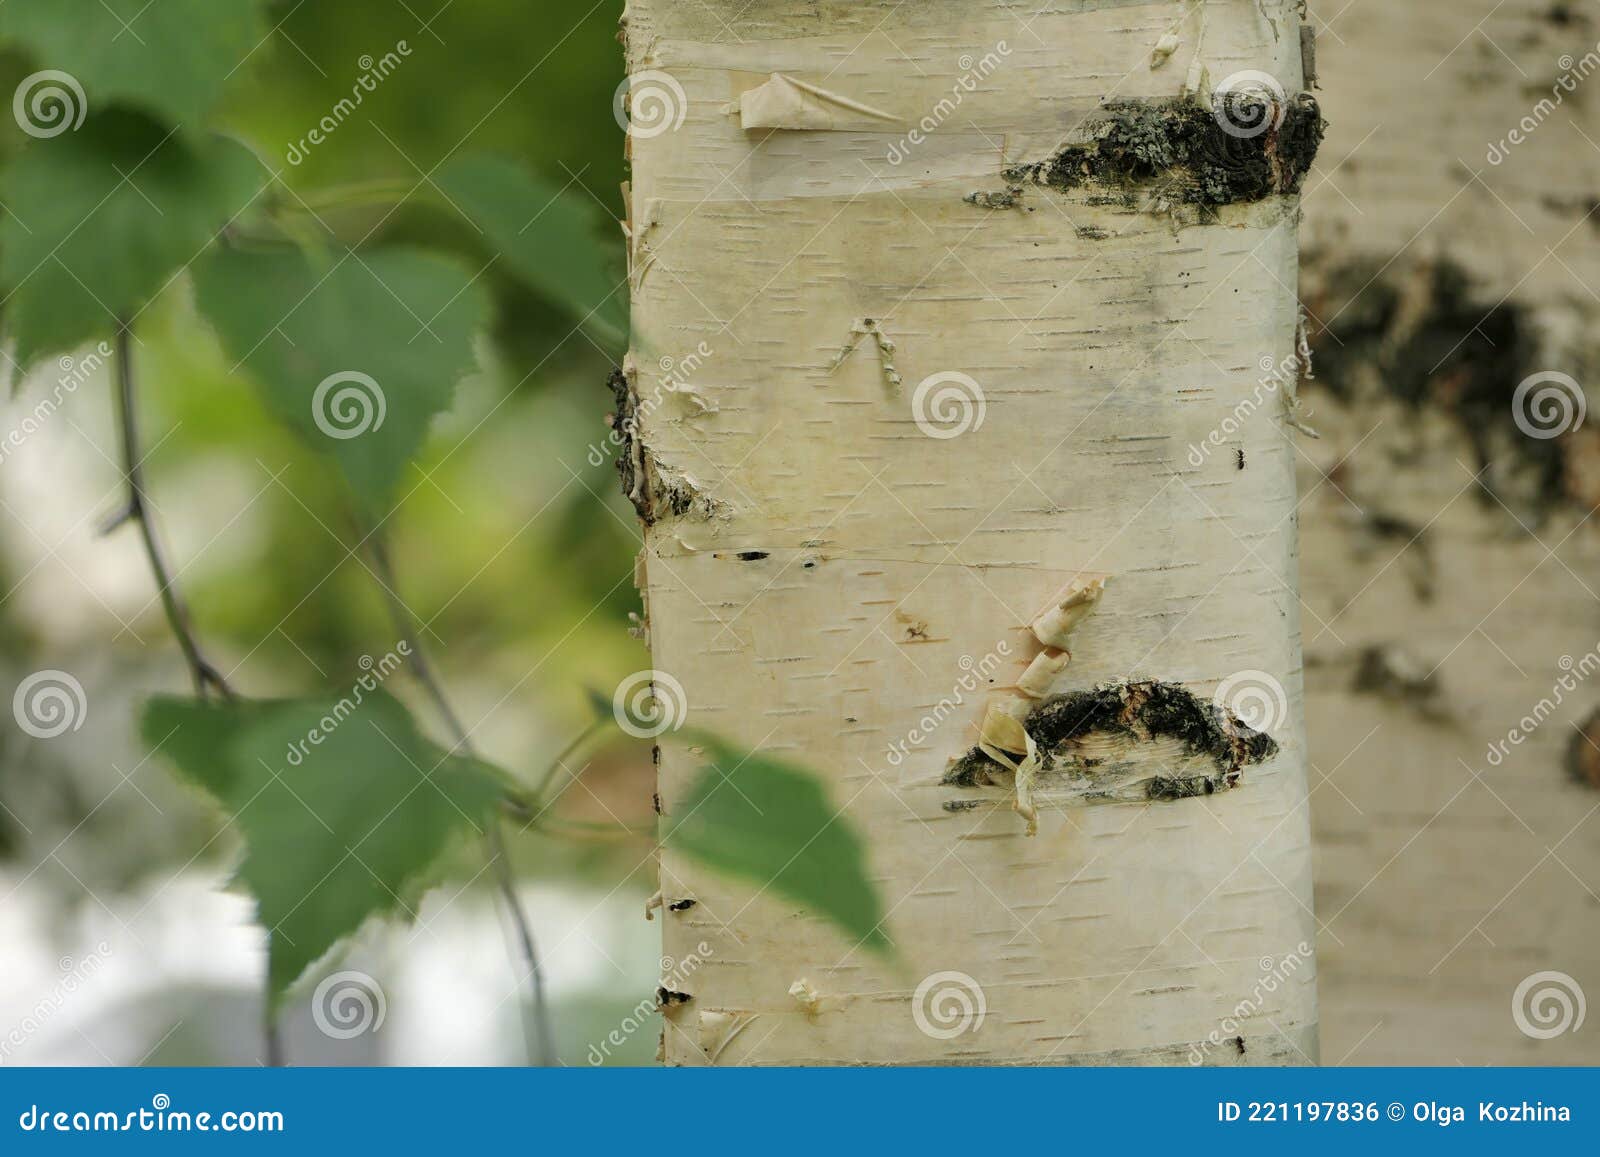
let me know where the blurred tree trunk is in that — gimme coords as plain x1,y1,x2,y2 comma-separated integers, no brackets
623,0,1320,1065
1299,0,1600,1064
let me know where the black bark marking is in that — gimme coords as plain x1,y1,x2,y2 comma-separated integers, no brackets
944,680,1278,794
1005,95,1323,208
1305,258,1579,520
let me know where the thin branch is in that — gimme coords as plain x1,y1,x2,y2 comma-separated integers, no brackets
111,325,281,1064
365,531,557,1067
112,327,235,701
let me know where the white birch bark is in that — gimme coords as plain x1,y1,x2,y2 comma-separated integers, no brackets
623,0,1320,1065
1299,0,1600,1064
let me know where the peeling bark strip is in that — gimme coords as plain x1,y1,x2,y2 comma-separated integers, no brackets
946,680,1278,812
1005,95,1323,207
631,0,1318,1066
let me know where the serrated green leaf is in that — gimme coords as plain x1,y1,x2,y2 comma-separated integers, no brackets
433,153,626,346
666,737,892,955
143,692,506,998
192,244,488,514
0,0,266,127
0,112,265,368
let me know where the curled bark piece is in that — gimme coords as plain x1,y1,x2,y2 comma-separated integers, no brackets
1017,647,1071,699
1031,576,1107,649
1013,732,1041,837
740,73,898,131
1151,32,1180,69
789,977,828,1018
980,696,1031,754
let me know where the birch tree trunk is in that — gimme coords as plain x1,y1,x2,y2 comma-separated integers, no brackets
622,0,1322,1065
1300,0,1600,1065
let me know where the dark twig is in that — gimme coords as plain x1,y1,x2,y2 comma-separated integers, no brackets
364,531,557,1066
112,328,235,701
112,325,281,1063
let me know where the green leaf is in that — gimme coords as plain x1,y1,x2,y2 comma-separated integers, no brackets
193,244,489,514
433,153,626,346
0,0,266,127
143,692,507,998
666,737,892,955
0,112,265,368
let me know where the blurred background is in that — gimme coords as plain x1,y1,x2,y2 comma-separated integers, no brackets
0,0,661,1065
2,0,1598,1066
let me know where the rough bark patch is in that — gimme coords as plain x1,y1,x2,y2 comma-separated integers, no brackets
1004,95,1323,208
944,680,1278,807
1304,257,1582,519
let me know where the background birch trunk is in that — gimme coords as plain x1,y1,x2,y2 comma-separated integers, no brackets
623,0,1322,1065
1300,0,1600,1064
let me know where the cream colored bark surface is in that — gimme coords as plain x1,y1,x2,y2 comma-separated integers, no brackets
625,0,1320,1065
1300,0,1600,1063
